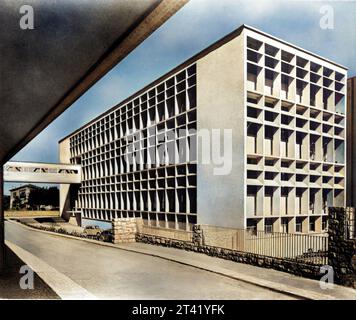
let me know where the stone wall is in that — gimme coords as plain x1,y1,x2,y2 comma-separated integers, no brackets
136,233,322,280
140,224,192,241
199,224,242,250
111,218,192,244
328,208,356,288
112,218,143,244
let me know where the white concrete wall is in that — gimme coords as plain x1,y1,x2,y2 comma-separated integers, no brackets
196,31,246,229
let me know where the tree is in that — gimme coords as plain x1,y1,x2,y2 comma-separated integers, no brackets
27,189,42,209
27,187,59,209
11,196,21,210
47,187,59,207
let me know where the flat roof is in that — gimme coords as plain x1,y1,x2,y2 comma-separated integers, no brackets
60,24,348,142
9,184,40,192
244,24,347,71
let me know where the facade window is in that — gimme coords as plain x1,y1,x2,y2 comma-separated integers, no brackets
296,223,302,233
264,218,273,233
296,217,304,233
309,217,316,232
281,218,289,233
247,219,258,235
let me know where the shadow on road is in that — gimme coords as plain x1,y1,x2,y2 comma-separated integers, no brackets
0,245,59,299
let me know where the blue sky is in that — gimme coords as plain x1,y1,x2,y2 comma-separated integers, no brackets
5,0,356,194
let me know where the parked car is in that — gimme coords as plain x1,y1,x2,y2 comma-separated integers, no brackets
100,229,114,243
83,225,102,239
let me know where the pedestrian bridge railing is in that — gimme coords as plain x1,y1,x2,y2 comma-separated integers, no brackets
3,161,81,184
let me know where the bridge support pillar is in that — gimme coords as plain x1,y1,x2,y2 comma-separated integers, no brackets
0,167,5,272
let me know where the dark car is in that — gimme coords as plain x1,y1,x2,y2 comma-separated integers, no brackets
100,229,114,243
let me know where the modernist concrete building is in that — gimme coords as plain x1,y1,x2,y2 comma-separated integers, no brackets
60,25,347,234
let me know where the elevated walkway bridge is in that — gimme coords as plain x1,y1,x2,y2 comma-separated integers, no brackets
3,161,81,184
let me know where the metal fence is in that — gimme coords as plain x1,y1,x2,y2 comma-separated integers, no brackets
200,225,328,265
242,229,328,265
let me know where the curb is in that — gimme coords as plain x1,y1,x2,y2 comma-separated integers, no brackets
6,220,345,300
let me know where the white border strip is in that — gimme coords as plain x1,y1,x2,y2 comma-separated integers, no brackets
5,240,97,300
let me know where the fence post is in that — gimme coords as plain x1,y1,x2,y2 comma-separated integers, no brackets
192,224,203,246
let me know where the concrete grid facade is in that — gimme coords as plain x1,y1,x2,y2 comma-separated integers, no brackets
61,64,198,231
60,25,347,233
244,28,346,234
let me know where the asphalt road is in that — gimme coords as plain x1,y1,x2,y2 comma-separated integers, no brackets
5,221,295,299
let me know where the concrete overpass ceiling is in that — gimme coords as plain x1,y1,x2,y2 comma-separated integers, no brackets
0,0,187,163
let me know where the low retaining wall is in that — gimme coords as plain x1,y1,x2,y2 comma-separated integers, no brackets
200,224,242,250
140,225,193,242
136,233,322,280
328,208,356,289
112,218,193,244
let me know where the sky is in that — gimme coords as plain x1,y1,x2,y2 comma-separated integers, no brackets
5,0,356,194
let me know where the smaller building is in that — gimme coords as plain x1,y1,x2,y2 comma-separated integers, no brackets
9,184,40,209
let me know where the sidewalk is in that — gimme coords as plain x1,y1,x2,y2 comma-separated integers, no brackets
7,220,356,300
